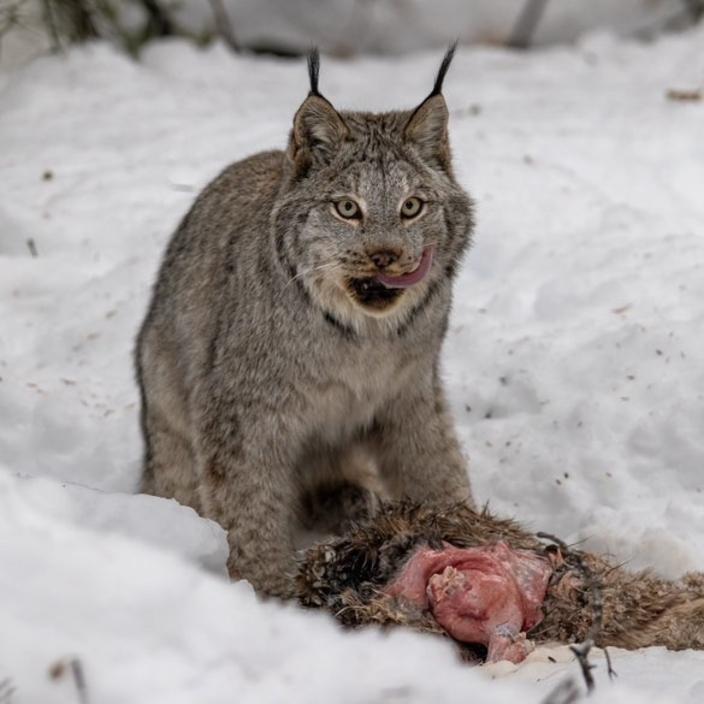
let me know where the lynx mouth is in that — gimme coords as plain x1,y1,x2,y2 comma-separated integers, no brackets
345,245,434,312
375,245,434,289
347,277,404,311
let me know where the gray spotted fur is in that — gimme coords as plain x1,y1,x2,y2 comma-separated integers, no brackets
136,48,475,597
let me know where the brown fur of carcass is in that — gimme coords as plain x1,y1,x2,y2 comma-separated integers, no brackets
297,502,704,657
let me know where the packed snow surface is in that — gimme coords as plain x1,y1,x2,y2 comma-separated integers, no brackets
1,26,704,703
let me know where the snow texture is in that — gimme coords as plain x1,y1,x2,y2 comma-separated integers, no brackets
1,25,704,703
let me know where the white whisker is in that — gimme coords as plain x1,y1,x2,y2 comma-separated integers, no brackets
283,259,344,290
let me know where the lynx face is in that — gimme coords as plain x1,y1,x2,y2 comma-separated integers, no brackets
272,49,473,329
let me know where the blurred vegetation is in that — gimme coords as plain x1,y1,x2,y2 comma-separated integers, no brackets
44,0,221,55
0,0,703,63
0,0,234,58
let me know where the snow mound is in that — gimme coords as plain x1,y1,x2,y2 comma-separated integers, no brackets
4,470,228,574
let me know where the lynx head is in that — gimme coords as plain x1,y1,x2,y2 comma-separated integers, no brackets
272,45,473,331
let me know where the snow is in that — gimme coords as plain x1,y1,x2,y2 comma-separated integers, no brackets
1,25,704,703
6,472,228,574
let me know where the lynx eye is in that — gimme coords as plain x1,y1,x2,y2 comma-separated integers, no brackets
401,197,423,219
334,199,361,220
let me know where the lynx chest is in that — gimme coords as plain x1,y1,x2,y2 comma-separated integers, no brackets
305,336,422,444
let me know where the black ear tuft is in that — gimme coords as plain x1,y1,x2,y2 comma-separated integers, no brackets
308,48,321,97
289,48,348,174
403,42,458,173
430,41,458,97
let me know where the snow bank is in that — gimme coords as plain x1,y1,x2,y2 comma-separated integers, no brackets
4,470,228,573
1,23,704,703
0,469,697,704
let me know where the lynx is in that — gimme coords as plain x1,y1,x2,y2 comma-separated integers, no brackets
136,46,475,597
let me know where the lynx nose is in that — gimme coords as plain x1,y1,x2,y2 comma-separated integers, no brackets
369,249,401,270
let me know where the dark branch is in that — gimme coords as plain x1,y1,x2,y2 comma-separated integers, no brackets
208,0,238,51
569,641,596,694
537,531,616,694
604,647,618,681
681,0,704,21
508,0,549,49
0,677,16,704
64,0,99,42
49,657,89,704
142,0,174,37
70,658,89,704
540,677,581,704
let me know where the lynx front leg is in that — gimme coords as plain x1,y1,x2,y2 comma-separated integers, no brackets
196,404,302,599
373,375,474,508
141,407,202,514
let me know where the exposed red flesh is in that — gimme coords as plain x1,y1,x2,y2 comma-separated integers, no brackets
384,542,552,663
375,245,434,289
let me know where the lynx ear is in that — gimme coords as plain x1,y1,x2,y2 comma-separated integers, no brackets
404,94,450,171
290,49,349,166
404,43,456,173
292,95,349,160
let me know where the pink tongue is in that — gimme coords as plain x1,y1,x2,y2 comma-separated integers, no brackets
375,246,434,289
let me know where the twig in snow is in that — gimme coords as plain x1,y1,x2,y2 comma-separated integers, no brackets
603,647,617,681
569,641,596,693
537,531,616,694
49,658,89,704
70,659,88,704
666,88,702,102
507,0,549,49
0,678,15,704
540,677,581,704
